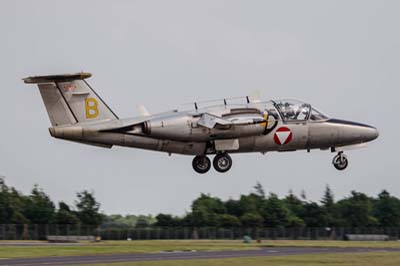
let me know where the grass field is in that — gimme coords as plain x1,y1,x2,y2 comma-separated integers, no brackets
83,252,400,266
1,240,400,259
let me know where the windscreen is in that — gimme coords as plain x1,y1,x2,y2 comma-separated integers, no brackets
309,107,329,121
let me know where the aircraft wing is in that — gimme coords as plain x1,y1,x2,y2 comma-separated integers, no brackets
64,116,149,132
76,111,266,132
197,112,266,129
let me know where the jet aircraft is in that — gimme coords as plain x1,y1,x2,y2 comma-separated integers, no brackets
24,73,379,174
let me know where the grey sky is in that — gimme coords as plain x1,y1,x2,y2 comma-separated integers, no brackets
0,0,399,215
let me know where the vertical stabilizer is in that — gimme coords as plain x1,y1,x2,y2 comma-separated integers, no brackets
23,73,118,126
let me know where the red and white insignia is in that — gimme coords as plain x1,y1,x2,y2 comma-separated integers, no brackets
63,84,76,91
274,127,293,145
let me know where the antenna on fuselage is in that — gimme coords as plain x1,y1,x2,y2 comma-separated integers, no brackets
248,90,262,103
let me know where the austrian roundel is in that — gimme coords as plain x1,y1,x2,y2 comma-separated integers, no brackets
273,127,293,145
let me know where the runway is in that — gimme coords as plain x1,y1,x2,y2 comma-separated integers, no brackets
0,247,399,266
0,242,82,247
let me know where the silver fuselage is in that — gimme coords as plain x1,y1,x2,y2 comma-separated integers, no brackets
48,101,379,156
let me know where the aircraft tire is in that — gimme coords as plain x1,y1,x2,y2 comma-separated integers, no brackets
213,153,233,173
192,155,211,174
332,153,348,170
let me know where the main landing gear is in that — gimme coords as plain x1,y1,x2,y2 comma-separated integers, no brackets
192,153,233,174
332,151,348,171
213,153,233,173
192,155,211,174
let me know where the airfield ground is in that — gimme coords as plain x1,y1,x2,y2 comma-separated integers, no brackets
0,240,400,265
74,253,400,266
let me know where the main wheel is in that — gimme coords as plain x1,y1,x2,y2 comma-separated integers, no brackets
332,153,348,171
192,155,211,174
213,153,233,173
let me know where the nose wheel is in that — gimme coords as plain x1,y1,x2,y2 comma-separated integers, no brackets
213,153,233,173
192,155,211,174
332,152,348,171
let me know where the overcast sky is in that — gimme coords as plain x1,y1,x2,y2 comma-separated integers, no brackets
1,0,399,215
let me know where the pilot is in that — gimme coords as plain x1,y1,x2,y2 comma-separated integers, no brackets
283,102,296,120
294,104,309,120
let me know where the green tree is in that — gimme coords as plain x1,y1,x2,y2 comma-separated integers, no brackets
9,188,29,224
336,191,377,227
225,199,242,217
0,178,10,223
321,185,335,209
155,214,181,227
300,202,327,227
373,190,400,227
283,190,306,227
102,214,155,228
238,194,263,215
0,178,28,224
55,202,80,225
300,190,307,200
287,216,305,227
320,185,338,226
240,212,264,228
191,194,226,226
218,214,241,227
135,216,151,228
75,190,103,226
261,193,291,227
253,182,266,198
283,190,305,217
22,185,55,224
180,213,195,227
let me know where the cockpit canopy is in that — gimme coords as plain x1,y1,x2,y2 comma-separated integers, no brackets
271,99,328,122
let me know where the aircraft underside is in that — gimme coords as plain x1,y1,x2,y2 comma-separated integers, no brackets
57,127,354,174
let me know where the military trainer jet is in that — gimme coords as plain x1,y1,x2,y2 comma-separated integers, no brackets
24,73,379,174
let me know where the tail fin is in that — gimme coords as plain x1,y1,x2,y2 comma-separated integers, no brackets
23,73,118,126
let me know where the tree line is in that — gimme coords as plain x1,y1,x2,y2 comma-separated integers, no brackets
0,178,103,226
153,183,400,228
1,177,400,228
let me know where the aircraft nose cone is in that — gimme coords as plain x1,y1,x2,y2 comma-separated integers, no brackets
363,126,379,142
327,119,379,145
351,123,379,143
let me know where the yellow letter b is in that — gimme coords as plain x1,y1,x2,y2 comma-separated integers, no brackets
85,98,99,119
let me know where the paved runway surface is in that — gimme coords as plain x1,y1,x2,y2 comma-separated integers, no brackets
0,242,82,247
0,247,399,266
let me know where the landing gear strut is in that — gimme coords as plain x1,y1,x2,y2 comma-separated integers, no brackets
332,152,348,171
213,153,233,173
192,155,211,174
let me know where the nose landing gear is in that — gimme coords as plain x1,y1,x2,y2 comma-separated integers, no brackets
332,152,348,171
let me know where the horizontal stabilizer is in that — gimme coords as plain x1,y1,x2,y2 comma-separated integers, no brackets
23,73,92,84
